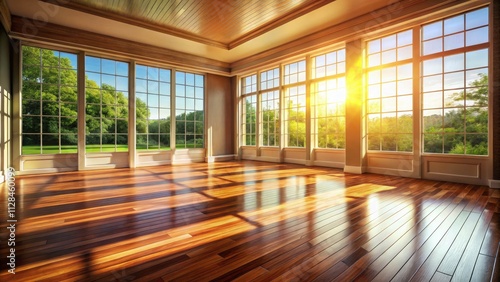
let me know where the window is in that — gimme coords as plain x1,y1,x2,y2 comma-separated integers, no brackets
85,56,129,152
175,71,204,148
422,7,489,155
260,68,280,147
366,30,413,152
241,74,257,145
136,65,171,150
284,60,306,147
21,46,78,154
312,49,346,149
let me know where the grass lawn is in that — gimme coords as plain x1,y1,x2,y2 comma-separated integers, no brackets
22,145,129,154
22,144,201,154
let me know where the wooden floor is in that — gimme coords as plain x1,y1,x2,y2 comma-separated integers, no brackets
0,161,499,281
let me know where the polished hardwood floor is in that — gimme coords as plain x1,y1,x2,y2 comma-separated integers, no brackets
0,161,499,281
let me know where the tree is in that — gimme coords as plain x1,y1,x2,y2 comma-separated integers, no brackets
21,46,149,152
423,74,488,155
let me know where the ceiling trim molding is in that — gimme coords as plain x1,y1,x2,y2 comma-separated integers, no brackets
230,0,488,74
0,0,11,32
9,16,231,75
227,0,335,49
40,0,228,49
41,0,335,50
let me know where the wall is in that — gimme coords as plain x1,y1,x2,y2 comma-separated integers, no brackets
0,24,12,183
206,73,235,162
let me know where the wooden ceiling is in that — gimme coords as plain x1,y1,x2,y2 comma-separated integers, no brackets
43,0,335,49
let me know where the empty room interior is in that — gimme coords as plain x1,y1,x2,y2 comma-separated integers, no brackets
0,0,499,281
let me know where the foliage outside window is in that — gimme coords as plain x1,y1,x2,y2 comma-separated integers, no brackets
260,68,280,147
136,65,171,150
22,46,78,154
241,74,257,146
85,56,129,152
283,60,306,147
422,7,489,155
175,71,204,148
312,49,346,149
366,30,414,152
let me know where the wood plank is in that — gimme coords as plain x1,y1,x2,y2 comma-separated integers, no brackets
0,161,497,281
470,254,495,282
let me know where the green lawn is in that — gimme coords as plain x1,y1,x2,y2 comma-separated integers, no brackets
22,144,202,155
22,145,129,154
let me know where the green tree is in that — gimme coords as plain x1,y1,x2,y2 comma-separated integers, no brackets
22,46,149,153
423,74,488,155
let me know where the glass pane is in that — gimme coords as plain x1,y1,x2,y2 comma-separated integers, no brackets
136,65,147,79
465,107,487,133
423,75,443,92
398,30,413,46
444,33,464,51
423,21,443,40
466,49,488,69
423,38,442,55
398,79,413,95
368,39,381,54
137,135,147,150
397,46,412,61
466,8,488,30
423,58,442,76
444,14,464,35
61,117,78,133
398,134,413,152
444,134,463,154
381,134,397,151
42,134,59,154
398,95,412,111
381,50,396,64
466,27,488,46
444,53,464,72
23,116,40,133
423,109,442,132
423,92,443,109
444,72,464,89
423,134,443,153
444,90,463,108
86,134,100,151
466,134,487,155
61,134,77,153
368,134,381,150
22,135,41,155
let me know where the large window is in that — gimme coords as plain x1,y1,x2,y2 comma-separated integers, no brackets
85,56,129,152
260,68,280,147
283,60,306,147
366,30,414,152
241,74,257,146
136,65,171,150
175,71,204,148
21,46,78,154
312,49,346,149
422,7,489,155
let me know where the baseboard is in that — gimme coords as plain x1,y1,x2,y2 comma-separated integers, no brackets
313,160,345,169
206,155,236,163
489,179,500,189
344,165,365,174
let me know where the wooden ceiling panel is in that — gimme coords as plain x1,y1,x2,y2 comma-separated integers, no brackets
43,0,335,49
